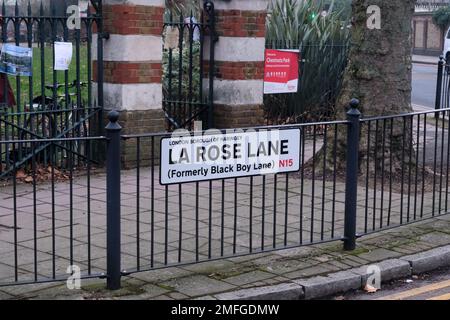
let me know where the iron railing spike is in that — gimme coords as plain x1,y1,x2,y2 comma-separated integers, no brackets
39,1,44,17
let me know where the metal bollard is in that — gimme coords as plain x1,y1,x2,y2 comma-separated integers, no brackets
344,99,361,251
105,110,122,290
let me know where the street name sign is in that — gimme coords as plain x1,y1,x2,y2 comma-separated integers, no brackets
160,129,301,185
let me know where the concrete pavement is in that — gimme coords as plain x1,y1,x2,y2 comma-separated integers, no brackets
412,55,440,65
412,62,437,110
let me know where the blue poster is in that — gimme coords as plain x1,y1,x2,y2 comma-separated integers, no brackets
0,44,33,76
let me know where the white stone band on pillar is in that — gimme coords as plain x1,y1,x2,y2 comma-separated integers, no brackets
95,83,163,111
213,0,269,11
207,80,264,106
204,37,266,62
93,34,163,62
103,0,164,5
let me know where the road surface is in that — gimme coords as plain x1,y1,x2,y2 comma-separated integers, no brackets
334,267,450,300
412,63,437,110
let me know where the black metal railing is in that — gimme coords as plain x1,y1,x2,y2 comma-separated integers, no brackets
0,135,107,286
0,0,104,179
358,108,450,236
162,1,216,131
1,101,450,289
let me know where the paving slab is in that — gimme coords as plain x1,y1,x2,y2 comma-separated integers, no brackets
129,267,192,284
0,290,14,300
222,270,275,286
357,248,402,262
214,282,303,300
137,283,171,299
0,282,62,297
283,264,337,279
293,271,361,300
418,232,450,246
162,275,236,297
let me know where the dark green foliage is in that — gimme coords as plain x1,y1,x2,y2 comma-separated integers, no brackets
265,0,351,123
163,41,201,103
432,6,450,30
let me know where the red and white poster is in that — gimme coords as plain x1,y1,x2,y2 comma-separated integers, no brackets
263,49,300,94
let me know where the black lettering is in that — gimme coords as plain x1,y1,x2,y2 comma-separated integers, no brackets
234,144,241,159
169,149,175,164
281,140,289,155
222,144,231,160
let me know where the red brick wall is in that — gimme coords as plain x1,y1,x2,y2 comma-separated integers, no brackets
214,104,266,129
208,6,268,129
103,109,165,168
215,10,266,37
103,5,164,36
97,2,165,166
204,61,265,80
94,61,162,84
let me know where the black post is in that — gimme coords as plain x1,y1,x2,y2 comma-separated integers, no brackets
344,99,361,251
106,111,121,290
435,55,444,119
204,0,216,129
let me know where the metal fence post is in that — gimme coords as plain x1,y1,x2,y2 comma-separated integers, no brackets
344,99,361,251
204,0,217,129
106,111,122,290
435,55,444,119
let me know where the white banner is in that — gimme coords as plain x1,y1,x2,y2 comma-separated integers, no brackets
160,129,301,185
54,42,73,71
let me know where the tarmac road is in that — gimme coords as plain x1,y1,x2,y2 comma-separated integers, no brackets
412,63,437,110
334,267,450,300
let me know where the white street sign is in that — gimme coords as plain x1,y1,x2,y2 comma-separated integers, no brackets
160,129,301,185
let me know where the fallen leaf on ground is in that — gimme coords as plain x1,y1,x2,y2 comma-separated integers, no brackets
364,284,379,293
16,169,27,179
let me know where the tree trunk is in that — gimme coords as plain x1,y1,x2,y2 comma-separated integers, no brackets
319,0,416,177
336,0,415,117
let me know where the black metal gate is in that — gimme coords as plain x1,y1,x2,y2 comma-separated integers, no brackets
162,0,216,131
436,56,450,114
0,0,104,178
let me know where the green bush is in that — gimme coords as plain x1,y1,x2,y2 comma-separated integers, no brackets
163,1,202,104
432,6,450,31
265,0,351,123
162,41,201,103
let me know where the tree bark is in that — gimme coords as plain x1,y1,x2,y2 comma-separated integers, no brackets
336,0,415,118
318,0,416,176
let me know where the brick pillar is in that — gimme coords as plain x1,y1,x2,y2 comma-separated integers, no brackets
94,0,166,165
207,0,269,129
